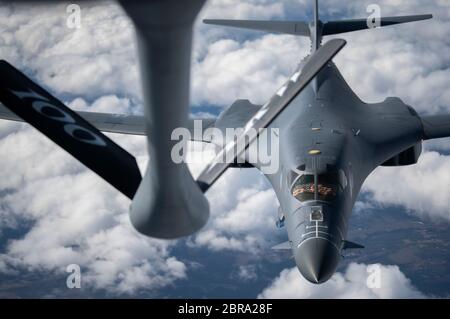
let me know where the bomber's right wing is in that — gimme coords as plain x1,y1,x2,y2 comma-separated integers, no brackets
421,115,450,140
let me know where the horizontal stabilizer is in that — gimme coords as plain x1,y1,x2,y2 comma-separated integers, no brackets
0,60,142,199
203,19,310,36
272,241,291,250
323,14,432,35
342,240,364,250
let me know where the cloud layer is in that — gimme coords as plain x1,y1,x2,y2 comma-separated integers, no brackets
259,263,426,299
0,124,187,294
362,152,450,221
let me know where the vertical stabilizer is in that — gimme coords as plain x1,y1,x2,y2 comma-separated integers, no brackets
311,0,321,52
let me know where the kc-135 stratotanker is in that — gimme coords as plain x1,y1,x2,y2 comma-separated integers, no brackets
0,0,448,283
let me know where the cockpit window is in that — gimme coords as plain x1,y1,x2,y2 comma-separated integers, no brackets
291,174,315,202
291,171,342,203
317,172,339,201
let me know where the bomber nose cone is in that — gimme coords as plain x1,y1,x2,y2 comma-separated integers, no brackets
294,238,340,284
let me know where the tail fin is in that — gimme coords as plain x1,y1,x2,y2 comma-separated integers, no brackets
312,0,320,51
323,14,432,35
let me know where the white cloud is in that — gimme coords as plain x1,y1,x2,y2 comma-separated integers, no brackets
424,138,450,152
192,35,308,106
0,255,20,276
327,0,450,115
68,95,134,114
200,0,284,21
187,163,278,253
353,200,376,215
236,264,258,282
215,188,277,233
258,263,426,299
185,142,278,255
0,124,187,294
194,0,286,60
0,2,141,103
362,151,450,221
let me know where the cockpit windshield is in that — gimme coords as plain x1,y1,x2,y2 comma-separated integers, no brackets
317,173,339,201
291,171,341,202
291,174,315,202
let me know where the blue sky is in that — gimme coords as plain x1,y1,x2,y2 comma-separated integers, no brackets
0,0,450,298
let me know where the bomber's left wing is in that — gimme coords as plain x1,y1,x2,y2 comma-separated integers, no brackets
0,104,146,135
0,103,216,140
